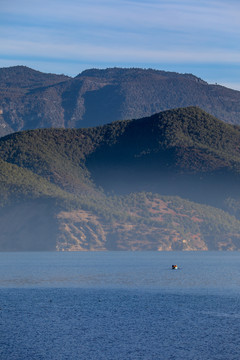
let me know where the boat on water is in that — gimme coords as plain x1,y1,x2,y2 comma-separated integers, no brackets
172,264,178,270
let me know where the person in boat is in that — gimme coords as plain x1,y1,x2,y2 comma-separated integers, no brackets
172,264,178,269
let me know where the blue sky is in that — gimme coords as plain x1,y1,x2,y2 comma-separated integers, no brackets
1,0,240,89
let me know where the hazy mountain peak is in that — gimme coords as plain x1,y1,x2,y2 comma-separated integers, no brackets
0,66,239,137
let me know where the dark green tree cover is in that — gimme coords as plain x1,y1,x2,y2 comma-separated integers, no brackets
1,106,240,250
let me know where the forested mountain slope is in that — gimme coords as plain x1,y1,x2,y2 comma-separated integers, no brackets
1,107,240,251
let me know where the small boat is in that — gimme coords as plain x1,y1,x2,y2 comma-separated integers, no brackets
172,264,178,270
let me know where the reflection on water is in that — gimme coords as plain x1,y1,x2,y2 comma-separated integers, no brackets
0,251,240,294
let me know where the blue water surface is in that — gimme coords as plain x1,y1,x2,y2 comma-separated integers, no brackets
0,251,240,359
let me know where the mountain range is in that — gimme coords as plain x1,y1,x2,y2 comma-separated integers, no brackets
1,66,240,137
1,106,240,251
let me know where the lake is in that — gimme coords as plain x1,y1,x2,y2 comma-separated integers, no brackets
0,251,240,359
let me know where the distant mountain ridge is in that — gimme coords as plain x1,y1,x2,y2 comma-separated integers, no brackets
1,66,240,137
0,65,70,88
1,107,240,251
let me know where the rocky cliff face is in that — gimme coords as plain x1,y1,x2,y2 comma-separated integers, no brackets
54,194,240,252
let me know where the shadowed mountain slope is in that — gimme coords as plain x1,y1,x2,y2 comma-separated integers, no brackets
1,66,240,137
86,107,240,208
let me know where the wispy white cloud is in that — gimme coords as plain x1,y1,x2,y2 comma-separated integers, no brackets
1,0,240,86
1,37,240,64
2,0,240,34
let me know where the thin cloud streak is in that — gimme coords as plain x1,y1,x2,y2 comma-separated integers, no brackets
1,0,240,87
1,38,240,65
2,0,240,33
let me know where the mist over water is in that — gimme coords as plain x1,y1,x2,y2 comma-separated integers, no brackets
1,251,240,293
1,252,240,359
